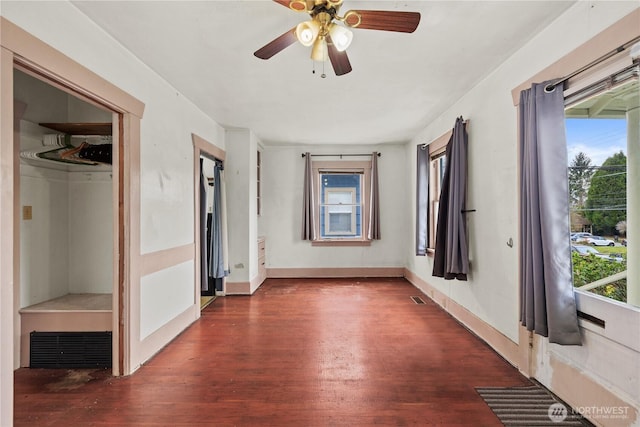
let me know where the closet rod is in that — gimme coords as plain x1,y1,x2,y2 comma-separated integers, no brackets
544,35,640,93
301,153,381,158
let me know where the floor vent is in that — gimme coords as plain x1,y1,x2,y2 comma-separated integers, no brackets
30,331,112,368
410,296,426,305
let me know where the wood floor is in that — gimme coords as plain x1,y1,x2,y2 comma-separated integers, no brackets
14,278,532,426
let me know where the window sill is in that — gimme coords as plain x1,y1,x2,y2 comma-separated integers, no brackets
312,239,372,247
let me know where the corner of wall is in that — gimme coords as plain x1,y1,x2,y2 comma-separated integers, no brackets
403,268,526,373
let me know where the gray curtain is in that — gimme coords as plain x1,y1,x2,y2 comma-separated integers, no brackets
199,158,209,292
301,153,316,240
367,152,381,240
519,81,581,345
416,145,429,255
209,161,228,281
432,117,469,280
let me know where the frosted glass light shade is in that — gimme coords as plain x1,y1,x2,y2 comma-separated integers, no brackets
329,24,353,52
296,20,320,47
311,37,328,61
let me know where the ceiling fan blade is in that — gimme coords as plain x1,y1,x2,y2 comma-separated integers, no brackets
327,36,352,76
272,0,292,8
272,0,310,12
344,10,421,33
254,27,298,60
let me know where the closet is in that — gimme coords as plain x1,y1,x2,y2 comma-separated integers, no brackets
200,154,228,306
14,69,114,368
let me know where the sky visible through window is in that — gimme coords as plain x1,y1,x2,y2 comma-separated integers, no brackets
565,118,627,165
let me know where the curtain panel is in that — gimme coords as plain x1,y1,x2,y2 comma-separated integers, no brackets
519,82,581,345
416,145,429,255
301,152,316,240
209,161,229,284
199,159,209,292
367,151,381,240
432,117,469,280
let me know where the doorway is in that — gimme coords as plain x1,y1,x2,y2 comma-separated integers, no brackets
200,155,216,309
193,135,227,310
13,67,120,371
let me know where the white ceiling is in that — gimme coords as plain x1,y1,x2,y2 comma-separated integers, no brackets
71,0,576,146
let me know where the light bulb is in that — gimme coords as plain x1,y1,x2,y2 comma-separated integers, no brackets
329,24,353,52
296,20,320,47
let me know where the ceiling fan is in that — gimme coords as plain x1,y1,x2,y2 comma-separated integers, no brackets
253,0,421,76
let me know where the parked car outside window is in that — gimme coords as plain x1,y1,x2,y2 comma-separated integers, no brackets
570,232,593,242
584,236,615,247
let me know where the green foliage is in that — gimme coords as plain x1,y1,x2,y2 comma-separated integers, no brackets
595,246,626,256
585,151,626,235
568,152,593,208
572,252,626,302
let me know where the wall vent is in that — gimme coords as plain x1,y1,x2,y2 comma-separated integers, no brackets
410,296,426,305
30,331,112,368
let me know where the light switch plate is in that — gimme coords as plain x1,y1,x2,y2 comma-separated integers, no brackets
23,205,32,220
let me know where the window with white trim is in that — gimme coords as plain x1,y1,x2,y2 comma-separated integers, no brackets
313,161,371,244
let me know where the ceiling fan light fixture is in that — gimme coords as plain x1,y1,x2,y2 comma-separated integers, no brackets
329,23,353,52
311,36,328,62
295,20,320,47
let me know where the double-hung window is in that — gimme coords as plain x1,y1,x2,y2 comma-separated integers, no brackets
313,161,371,244
564,60,637,304
416,132,449,253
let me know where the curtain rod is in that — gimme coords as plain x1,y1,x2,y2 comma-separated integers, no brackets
544,35,640,93
301,153,381,158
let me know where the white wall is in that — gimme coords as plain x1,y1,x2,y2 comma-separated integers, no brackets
2,0,227,378
261,144,408,270
225,128,258,285
19,165,69,307
140,261,194,340
67,171,113,294
2,1,226,255
19,165,113,305
405,2,640,424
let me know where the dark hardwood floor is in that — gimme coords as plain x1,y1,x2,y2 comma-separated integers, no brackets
14,278,531,426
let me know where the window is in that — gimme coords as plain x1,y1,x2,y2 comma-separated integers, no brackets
564,63,637,304
416,132,449,254
429,149,446,249
312,161,371,244
321,176,360,237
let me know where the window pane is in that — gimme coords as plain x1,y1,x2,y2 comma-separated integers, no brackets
438,155,447,184
428,152,446,248
320,173,362,238
565,79,635,303
327,191,353,213
329,212,352,232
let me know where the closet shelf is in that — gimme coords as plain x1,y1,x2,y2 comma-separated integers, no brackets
39,122,112,136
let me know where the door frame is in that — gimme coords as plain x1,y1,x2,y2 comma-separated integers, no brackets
1,17,145,384
192,134,226,303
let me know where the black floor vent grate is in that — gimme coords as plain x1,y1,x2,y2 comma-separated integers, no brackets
410,296,426,305
30,331,112,368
